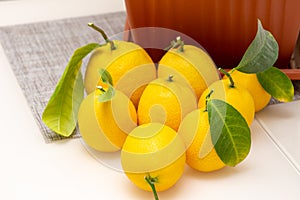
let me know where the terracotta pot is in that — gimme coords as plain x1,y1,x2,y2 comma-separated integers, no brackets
124,0,300,69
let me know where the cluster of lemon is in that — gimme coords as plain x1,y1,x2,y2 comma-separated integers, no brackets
77,33,270,195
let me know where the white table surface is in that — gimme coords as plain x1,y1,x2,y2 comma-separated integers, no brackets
0,1,299,199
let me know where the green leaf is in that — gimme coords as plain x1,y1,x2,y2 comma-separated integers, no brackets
96,69,115,102
257,66,294,102
97,84,116,102
42,43,100,137
99,68,113,85
207,99,251,167
236,19,278,73
72,70,84,125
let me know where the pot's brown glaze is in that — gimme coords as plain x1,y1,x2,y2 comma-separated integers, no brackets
125,0,300,68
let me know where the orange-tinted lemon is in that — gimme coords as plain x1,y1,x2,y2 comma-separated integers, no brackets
84,41,156,108
199,79,255,126
224,70,271,112
178,109,226,172
158,44,220,100
77,89,137,152
121,123,186,192
137,76,197,131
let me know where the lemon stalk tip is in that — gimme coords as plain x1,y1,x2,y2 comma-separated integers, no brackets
96,85,106,93
167,75,174,82
88,23,116,50
164,36,184,52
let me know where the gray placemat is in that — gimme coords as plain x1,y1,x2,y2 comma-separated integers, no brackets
0,11,126,143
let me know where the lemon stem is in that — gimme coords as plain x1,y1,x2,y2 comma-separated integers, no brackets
96,85,106,93
88,23,116,50
145,175,159,200
204,89,214,111
219,68,235,88
164,36,184,52
167,75,174,82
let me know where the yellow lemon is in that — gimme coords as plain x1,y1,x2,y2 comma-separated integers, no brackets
178,109,226,172
121,123,186,192
137,75,197,131
77,88,137,152
84,39,156,108
224,70,271,112
158,39,220,100
199,79,255,126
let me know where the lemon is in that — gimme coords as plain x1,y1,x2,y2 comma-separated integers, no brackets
224,70,271,112
121,123,186,192
158,39,220,100
77,89,137,152
84,30,156,108
199,79,255,126
137,75,197,131
178,109,226,172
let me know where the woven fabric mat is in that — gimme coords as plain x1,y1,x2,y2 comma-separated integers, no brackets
0,11,126,143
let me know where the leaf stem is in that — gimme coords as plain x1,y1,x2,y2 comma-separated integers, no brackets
219,68,235,88
88,23,116,50
145,175,159,200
